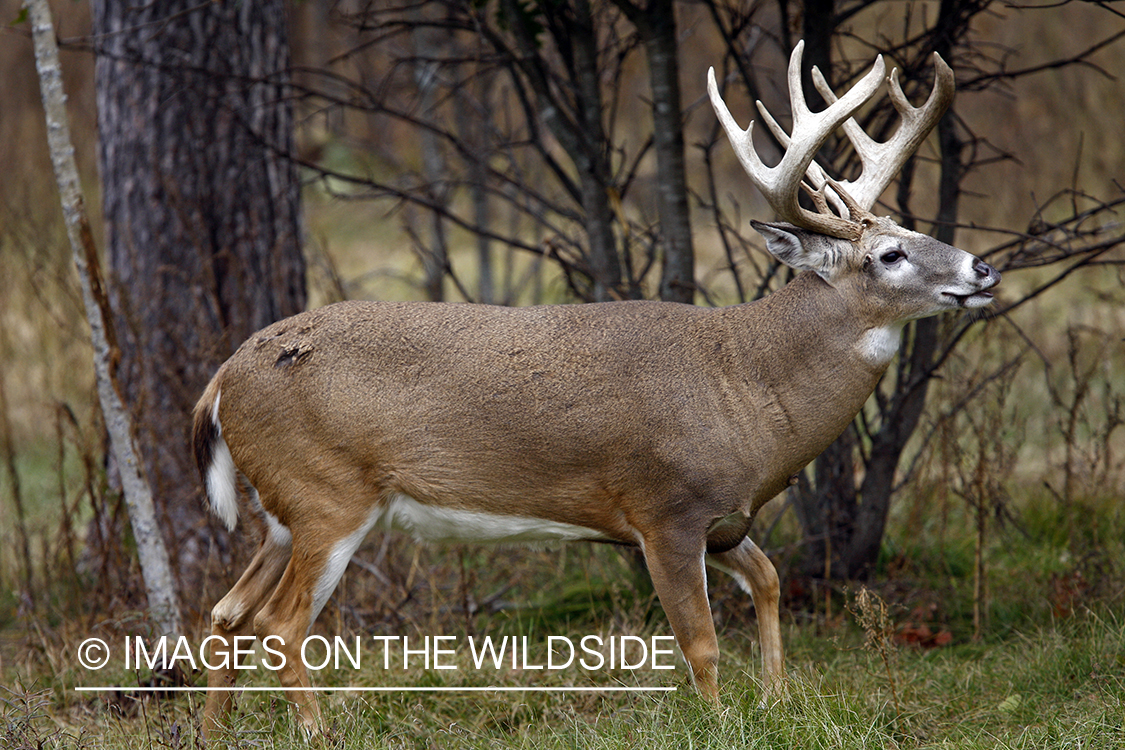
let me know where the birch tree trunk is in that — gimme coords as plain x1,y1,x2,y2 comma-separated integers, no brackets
26,0,182,636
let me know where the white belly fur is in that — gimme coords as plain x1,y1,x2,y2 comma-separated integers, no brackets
379,493,611,545
301,493,612,629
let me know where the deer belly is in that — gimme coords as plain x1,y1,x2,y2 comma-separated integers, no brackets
379,493,612,545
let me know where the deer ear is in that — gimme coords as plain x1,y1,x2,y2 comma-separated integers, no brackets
751,220,838,280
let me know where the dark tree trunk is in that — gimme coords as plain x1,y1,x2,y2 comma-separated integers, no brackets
834,15,968,576
502,0,623,301
569,0,623,301
616,0,696,303
801,0,835,109
794,425,858,579
842,319,938,577
92,0,306,599
792,0,973,580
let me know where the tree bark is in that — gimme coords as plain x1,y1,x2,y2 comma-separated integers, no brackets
801,0,835,109
92,0,306,594
842,320,938,576
615,0,696,303
502,0,623,301
837,4,969,578
569,0,623,301
413,20,451,302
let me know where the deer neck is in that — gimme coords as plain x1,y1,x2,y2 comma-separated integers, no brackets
719,272,896,481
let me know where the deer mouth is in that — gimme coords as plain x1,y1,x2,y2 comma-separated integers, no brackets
943,290,994,308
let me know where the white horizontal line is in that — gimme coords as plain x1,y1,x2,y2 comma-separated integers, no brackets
74,686,676,693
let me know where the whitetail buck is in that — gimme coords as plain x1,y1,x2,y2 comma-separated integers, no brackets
193,41,998,735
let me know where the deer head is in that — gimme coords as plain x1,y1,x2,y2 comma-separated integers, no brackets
708,42,996,339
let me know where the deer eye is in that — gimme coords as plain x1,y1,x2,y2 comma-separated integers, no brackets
880,249,906,265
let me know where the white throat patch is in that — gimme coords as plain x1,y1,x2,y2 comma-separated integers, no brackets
856,324,904,368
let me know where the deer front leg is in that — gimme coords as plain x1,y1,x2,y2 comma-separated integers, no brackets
642,534,720,702
204,524,292,737
707,537,785,702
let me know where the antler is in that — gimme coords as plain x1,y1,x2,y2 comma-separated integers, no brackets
810,53,955,212
708,42,955,241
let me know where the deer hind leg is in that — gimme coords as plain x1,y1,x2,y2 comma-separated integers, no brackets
642,532,720,702
250,502,380,735
204,508,292,736
706,537,785,701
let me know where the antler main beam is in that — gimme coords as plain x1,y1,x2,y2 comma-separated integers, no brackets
708,42,955,241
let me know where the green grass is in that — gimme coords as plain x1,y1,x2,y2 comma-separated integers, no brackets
4,610,1121,748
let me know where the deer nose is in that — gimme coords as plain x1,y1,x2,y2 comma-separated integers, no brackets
973,259,998,283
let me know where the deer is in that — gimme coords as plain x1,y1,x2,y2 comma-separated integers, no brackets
192,40,998,736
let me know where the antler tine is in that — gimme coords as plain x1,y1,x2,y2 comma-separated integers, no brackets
708,41,886,241
754,99,852,220
811,52,955,211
